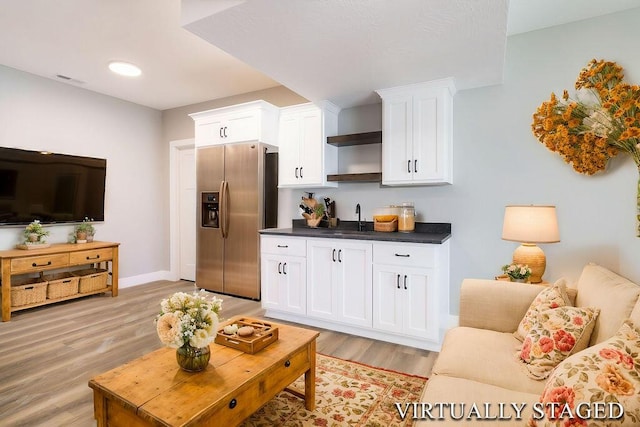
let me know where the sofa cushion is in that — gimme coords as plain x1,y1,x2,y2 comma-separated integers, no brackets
432,326,546,394
518,306,599,380
416,375,539,426
529,320,640,426
575,263,640,346
515,279,572,341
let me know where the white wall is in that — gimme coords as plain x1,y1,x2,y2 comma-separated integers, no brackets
278,8,640,315
0,65,166,281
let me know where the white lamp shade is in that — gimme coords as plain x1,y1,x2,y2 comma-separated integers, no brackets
502,205,560,243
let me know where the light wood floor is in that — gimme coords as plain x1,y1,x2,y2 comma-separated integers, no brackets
0,280,437,426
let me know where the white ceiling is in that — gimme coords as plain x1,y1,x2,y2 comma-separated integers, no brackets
0,0,638,111
183,0,509,108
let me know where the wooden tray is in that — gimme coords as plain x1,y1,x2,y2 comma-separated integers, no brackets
15,243,51,250
215,318,278,354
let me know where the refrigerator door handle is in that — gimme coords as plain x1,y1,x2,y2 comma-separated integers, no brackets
220,180,230,239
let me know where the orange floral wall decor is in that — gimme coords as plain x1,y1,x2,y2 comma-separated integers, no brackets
532,59,640,236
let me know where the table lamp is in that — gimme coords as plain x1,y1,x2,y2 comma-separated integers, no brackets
501,205,560,283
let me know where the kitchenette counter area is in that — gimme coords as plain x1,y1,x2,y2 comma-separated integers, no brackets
259,219,451,351
259,220,451,244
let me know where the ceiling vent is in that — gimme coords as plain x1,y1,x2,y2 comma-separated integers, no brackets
55,74,86,85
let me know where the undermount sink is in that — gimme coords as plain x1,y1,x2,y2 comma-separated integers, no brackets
318,229,368,235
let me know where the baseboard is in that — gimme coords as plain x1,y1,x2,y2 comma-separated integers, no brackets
119,270,173,289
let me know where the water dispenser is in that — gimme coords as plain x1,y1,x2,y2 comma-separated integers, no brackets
201,192,219,228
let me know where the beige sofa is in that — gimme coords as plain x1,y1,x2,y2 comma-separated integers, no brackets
416,263,640,425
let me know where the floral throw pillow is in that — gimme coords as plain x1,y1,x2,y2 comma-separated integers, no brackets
527,320,640,426
518,306,600,380
515,279,572,341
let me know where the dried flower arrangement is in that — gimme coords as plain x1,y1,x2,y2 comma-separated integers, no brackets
531,59,640,235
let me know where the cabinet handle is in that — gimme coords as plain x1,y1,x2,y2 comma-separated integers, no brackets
283,262,287,275
223,126,228,138
86,255,100,260
414,159,418,173
338,249,342,263
284,360,291,368
300,166,303,179
278,262,282,274
404,275,408,290
219,127,223,138
397,274,401,289
332,249,336,262
407,160,411,173
295,167,299,178
277,244,288,248
394,253,410,258
32,261,52,267
229,398,237,409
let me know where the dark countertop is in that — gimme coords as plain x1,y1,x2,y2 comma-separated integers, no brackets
259,220,451,244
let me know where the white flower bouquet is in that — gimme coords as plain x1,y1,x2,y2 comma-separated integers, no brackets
502,263,532,281
155,290,223,349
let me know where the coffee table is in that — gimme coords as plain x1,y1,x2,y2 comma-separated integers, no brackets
88,317,319,426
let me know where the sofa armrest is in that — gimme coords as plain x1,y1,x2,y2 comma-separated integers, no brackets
458,279,545,332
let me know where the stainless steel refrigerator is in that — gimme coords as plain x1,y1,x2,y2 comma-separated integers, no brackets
196,142,278,299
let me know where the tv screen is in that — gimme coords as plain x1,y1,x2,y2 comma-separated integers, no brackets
0,147,106,225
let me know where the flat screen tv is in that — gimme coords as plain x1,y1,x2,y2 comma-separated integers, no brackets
0,147,106,226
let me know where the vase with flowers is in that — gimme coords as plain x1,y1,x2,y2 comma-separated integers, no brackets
502,263,532,283
155,290,223,372
532,59,640,236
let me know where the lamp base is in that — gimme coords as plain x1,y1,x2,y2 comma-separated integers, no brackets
513,243,546,284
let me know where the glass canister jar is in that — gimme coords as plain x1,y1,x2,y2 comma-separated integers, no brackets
397,202,415,233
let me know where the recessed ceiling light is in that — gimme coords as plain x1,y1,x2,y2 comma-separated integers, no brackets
108,61,142,77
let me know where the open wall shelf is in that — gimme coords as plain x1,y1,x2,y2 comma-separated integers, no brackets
326,131,382,182
327,172,382,183
326,131,382,147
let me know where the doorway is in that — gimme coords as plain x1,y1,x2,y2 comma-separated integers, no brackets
170,139,196,282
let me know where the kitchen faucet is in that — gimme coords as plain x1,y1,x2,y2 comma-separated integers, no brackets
356,203,364,231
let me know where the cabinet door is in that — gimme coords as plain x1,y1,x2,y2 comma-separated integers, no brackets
337,242,372,327
402,266,438,340
194,116,226,147
280,256,306,315
261,254,284,311
372,265,403,334
306,240,337,321
225,110,259,144
412,94,441,183
297,108,323,186
277,112,301,186
260,254,306,315
381,96,413,185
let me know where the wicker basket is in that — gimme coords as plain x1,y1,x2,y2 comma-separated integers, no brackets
44,272,79,300
11,277,48,307
72,268,109,293
373,217,398,232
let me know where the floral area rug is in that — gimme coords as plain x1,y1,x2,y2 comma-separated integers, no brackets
241,353,428,427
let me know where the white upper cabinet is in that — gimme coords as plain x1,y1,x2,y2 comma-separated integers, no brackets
278,102,340,188
190,100,280,147
376,78,455,185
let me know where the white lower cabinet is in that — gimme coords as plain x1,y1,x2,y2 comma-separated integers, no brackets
260,234,449,351
372,265,437,341
306,239,372,327
261,254,306,315
260,236,307,315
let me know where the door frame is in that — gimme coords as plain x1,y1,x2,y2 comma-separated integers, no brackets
169,138,195,281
